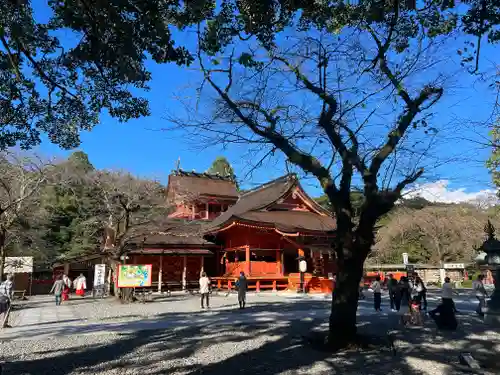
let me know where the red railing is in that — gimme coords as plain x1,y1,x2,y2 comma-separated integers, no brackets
224,261,280,276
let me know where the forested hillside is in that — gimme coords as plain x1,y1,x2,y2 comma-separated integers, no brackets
315,195,499,266
0,151,169,271
0,153,238,270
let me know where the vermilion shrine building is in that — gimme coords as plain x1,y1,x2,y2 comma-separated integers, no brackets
55,170,338,293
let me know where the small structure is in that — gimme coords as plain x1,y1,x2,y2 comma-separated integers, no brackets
475,220,500,326
4,256,33,299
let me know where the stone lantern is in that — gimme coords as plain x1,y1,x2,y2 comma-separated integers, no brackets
475,220,500,326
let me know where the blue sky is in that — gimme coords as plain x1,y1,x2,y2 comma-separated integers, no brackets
32,4,499,199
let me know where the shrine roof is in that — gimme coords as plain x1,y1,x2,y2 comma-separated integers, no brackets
206,174,336,233
124,220,215,248
237,211,336,232
166,169,239,202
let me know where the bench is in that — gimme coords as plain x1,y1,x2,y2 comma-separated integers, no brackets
12,290,26,300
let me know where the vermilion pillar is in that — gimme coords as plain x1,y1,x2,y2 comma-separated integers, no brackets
276,249,282,276
245,245,250,275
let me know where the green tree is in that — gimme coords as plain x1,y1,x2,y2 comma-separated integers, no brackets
207,156,239,189
39,151,101,260
0,1,211,150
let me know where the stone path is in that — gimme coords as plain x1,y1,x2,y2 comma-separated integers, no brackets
0,292,499,375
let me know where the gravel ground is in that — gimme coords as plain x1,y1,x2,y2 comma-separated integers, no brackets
1,293,499,375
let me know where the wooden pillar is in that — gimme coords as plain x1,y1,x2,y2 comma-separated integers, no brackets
200,256,205,276
245,245,250,276
182,255,187,290
158,254,163,293
276,249,282,276
205,202,209,219
63,263,70,275
106,267,112,295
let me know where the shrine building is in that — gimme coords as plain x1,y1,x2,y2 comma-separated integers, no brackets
54,170,338,293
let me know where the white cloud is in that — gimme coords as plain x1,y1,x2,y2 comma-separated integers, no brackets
403,180,499,207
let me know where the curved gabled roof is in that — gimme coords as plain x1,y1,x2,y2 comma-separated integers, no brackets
205,174,336,233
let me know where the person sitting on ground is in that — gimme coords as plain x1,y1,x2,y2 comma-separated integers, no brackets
199,272,210,309
429,299,458,331
235,271,248,309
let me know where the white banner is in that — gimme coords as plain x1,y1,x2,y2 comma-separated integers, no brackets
93,264,106,288
4,257,33,274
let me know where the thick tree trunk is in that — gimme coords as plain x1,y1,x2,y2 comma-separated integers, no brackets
328,252,365,345
108,254,135,303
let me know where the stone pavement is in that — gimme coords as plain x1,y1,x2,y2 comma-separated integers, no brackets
1,292,499,375
0,289,482,341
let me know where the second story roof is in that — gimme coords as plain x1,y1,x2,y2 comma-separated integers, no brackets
166,169,239,203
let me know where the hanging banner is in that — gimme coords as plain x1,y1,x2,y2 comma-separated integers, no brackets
93,264,106,288
117,264,152,288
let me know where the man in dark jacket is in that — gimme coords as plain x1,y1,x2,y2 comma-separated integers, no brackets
387,274,399,312
236,271,248,309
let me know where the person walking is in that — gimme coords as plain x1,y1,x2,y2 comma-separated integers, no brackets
50,275,66,306
441,277,457,313
73,273,87,297
387,274,398,312
62,274,71,302
371,275,382,312
472,274,488,317
0,274,14,328
236,271,248,309
414,276,428,313
398,276,412,326
199,272,211,309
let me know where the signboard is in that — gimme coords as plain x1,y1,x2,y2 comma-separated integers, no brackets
117,264,152,288
402,253,409,265
444,263,465,269
4,257,33,274
93,264,106,288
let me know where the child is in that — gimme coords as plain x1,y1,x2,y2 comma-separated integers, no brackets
410,297,423,326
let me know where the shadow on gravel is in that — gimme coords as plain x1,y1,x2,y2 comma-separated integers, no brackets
1,299,498,375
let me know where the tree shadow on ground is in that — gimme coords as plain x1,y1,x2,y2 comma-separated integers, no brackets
1,298,499,375
3,301,500,375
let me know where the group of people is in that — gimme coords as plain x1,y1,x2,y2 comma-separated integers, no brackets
370,274,428,314
199,271,248,309
367,273,490,330
50,273,87,305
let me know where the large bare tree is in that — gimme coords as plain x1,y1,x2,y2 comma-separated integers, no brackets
0,152,51,276
166,4,464,345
